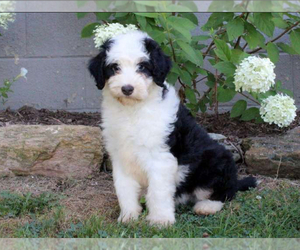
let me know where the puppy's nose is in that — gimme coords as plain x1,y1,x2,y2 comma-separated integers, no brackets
121,85,134,96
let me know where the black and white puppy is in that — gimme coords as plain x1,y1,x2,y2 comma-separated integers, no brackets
89,30,256,226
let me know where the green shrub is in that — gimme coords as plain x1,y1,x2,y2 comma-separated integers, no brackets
79,12,300,126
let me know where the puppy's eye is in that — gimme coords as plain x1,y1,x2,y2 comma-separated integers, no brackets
138,64,145,71
111,64,120,72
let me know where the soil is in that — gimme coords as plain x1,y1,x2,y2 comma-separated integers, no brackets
0,171,119,221
1,105,299,138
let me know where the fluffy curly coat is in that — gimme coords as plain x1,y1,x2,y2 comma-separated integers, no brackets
88,30,257,226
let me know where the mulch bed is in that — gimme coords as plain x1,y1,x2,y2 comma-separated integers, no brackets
197,111,300,138
0,106,101,127
0,105,299,138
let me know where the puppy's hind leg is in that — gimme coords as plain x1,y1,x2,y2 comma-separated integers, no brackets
113,163,142,223
193,200,224,216
192,188,223,215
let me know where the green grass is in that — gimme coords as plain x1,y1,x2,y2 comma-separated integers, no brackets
0,191,60,218
2,185,299,238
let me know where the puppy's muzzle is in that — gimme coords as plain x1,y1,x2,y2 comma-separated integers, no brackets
121,85,134,96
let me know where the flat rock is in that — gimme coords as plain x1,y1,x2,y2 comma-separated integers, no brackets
209,133,241,162
208,133,227,141
0,125,103,179
242,127,300,179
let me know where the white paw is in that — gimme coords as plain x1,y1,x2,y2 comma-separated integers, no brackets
193,200,224,215
146,214,175,227
118,208,142,223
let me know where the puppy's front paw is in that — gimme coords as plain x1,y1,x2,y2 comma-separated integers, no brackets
118,209,141,223
146,214,175,227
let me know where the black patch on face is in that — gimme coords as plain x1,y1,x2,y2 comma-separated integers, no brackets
88,39,114,90
137,61,153,77
143,38,172,87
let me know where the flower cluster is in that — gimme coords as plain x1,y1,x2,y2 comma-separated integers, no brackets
93,23,138,48
260,94,297,127
0,1,15,29
234,56,276,93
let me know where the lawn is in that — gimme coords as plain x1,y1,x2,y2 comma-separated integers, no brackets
0,174,299,238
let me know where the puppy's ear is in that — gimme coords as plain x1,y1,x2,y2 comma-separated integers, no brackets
88,51,106,90
144,38,172,87
88,40,113,90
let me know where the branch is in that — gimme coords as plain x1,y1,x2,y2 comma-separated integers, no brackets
242,42,248,51
203,41,215,60
214,58,219,118
238,92,261,105
234,13,249,49
195,76,208,84
248,21,300,54
198,88,212,104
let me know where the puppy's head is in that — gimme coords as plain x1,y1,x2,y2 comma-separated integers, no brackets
88,31,172,105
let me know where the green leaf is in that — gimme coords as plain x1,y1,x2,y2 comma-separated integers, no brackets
202,13,234,31
253,13,275,37
95,13,112,21
134,13,159,18
180,13,198,25
199,99,207,113
148,30,166,44
214,39,232,61
167,72,178,85
230,100,247,118
205,81,215,88
226,17,244,41
244,22,266,50
196,68,208,76
255,116,264,124
225,76,235,89
275,80,282,90
77,13,88,19
280,88,294,97
115,13,128,18
258,90,276,102
177,40,203,67
266,42,279,63
217,87,236,102
192,35,211,41
81,23,99,38
277,42,298,55
135,15,147,30
184,61,197,75
179,71,192,86
241,107,260,121
230,49,249,64
167,16,196,42
290,30,300,54
272,17,289,29
185,87,197,104
214,62,236,76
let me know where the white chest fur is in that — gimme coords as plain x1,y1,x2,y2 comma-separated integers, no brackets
101,84,179,186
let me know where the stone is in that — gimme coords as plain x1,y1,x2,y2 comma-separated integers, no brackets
242,127,300,179
208,133,241,162
208,133,227,141
0,125,103,178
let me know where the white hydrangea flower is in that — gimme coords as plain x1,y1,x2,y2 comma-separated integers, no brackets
234,56,276,93
260,94,297,128
0,1,15,29
93,23,138,48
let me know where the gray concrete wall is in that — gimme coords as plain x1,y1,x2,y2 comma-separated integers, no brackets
0,13,299,112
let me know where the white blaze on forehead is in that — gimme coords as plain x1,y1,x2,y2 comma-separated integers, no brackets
106,31,151,65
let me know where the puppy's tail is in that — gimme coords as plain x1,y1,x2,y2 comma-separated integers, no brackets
237,176,257,192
